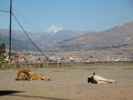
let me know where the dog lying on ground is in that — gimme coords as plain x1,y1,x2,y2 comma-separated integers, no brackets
88,72,115,84
16,69,50,81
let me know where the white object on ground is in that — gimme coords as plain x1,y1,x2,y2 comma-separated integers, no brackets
93,75,115,84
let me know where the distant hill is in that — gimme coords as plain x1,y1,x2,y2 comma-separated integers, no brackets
0,29,83,51
1,21,133,53
0,29,36,51
56,22,133,51
34,30,83,49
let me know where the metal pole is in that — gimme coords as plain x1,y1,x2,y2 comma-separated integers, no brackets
9,0,12,59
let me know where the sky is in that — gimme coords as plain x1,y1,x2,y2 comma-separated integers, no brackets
0,0,133,33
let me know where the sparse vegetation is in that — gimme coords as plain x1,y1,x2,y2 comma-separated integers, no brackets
0,43,8,69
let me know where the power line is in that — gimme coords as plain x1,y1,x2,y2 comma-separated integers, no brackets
0,10,9,13
12,13,49,60
0,8,49,60
0,9,49,60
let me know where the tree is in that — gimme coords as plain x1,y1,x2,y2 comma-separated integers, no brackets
0,43,7,64
0,43,6,56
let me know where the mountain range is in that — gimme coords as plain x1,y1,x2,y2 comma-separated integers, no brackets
56,22,133,51
0,22,133,54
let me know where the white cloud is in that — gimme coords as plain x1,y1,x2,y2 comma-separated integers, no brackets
48,24,63,33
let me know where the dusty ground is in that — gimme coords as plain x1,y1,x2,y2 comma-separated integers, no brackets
0,63,133,100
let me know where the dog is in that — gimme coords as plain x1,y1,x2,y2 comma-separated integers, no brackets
16,69,50,81
88,72,115,84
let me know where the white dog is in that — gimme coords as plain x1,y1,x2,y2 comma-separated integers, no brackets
88,72,115,84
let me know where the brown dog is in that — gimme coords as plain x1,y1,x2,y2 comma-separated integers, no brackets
16,69,50,81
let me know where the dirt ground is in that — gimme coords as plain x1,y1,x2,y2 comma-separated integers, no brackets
0,63,133,100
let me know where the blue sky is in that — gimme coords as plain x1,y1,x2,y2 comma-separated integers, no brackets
0,0,133,32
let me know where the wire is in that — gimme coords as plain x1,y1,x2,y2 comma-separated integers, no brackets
0,10,9,13
12,13,49,60
0,9,49,60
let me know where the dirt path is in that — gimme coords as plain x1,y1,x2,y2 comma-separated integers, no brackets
0,64,133,100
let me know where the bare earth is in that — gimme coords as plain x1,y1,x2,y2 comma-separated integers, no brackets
0,63,133,100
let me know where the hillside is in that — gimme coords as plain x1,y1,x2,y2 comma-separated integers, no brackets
56,22,133,51
1,22,133,54
0,29,36,51
0,29,83,51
